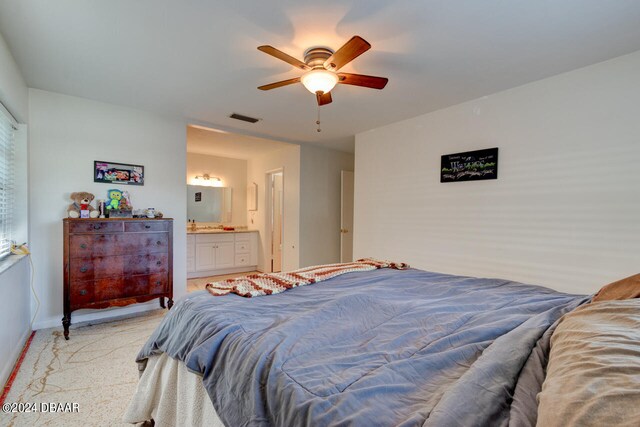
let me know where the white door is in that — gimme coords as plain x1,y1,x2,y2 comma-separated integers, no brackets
215,241,235,269
340,170,354,262
271,172,284,272
195,244,216,271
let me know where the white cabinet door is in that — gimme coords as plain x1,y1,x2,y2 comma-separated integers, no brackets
215,241,235,269
195,244,216,271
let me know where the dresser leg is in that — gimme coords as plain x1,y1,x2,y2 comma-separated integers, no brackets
159,297,166,309
62,315,71,340
167,298,174,310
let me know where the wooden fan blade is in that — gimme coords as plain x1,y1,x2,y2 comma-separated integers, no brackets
316,91,333,106
337,73,388,89
258,77,301,91
323,36,371,71
258,45,310,70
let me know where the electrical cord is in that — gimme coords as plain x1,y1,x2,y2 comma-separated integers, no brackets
11,243,39,329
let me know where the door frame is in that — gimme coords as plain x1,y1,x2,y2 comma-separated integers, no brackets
265,168,284,273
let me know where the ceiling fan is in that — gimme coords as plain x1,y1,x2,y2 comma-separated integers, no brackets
257,36,388,106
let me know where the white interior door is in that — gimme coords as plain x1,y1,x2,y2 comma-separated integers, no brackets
341,170,354,262
271,172,284,272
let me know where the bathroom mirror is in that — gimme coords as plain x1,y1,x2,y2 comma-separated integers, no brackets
187,185,232,223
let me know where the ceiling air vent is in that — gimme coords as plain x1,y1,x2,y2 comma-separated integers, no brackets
229,113,260,124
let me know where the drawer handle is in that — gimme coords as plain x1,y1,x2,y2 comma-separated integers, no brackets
155,281,161,285
145,225,151,229
93,224,101,230
79,266,88,273
156,241,162,245
80,290,87,296
80,243,87,249
156,261,162,266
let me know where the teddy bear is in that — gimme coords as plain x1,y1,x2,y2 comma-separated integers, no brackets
67,192,99,218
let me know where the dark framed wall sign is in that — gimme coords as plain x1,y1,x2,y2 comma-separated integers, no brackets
441,148,498,183
94,161,144,185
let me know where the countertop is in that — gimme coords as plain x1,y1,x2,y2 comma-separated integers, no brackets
186,229,258,234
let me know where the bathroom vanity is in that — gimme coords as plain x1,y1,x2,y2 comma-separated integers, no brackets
187,230,258,278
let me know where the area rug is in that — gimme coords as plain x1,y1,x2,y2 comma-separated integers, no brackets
1,310,165,427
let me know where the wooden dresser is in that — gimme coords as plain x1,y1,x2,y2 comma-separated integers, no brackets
62,218,173,339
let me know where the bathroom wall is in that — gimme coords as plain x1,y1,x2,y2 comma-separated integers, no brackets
186,152,247,225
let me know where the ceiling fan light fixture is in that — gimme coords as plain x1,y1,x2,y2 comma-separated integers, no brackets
300,69,339,94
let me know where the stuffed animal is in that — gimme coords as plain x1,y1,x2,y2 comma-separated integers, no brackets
67,192,99,218
120,190,132,210
106,189,123,210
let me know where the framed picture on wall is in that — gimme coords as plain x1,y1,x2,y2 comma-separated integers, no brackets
94,161,144,185
440,148,498,183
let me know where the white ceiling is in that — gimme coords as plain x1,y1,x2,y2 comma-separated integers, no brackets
187,125,294,160
2,1,640,152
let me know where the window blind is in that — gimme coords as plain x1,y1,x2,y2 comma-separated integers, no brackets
0,108,15,258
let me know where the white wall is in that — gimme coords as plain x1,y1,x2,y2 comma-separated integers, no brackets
0,257,30,386
29,89,187,329
300,145,354,267
0,32,31,387
354,50,640,295
186,153,247,225
0,34,28,122
246,145,300,272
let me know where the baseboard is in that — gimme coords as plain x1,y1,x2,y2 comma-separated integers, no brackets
32,300,161,331
0,326,32,391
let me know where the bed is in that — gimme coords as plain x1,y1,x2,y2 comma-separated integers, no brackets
123,265,640,426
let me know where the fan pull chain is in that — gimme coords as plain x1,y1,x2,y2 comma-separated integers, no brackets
316,104,321,132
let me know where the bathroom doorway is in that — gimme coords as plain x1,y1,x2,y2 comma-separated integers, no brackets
340,170,354,262
268,169,284,272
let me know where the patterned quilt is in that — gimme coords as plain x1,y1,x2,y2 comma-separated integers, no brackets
206,258,409,297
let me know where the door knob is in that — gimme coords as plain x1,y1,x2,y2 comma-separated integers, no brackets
80,290,87,296
80,266,88,273
80,243,87,249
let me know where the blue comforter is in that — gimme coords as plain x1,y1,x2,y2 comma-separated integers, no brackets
137,268,586,426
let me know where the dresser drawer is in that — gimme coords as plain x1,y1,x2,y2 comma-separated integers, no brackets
70,256,125,280
235,233,252,242
133,233,170,253
93,277,127,301
69,233,169,258
125,253,169,275
235,241,250,253
70,234,121,258
126,273,168,296
69,221,123,234
69,281,95,307
235,254,251,266
125,221,171,233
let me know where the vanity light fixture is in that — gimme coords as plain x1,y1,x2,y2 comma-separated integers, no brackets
193,174,223,187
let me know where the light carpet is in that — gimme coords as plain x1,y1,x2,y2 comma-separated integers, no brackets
1,310,165,427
